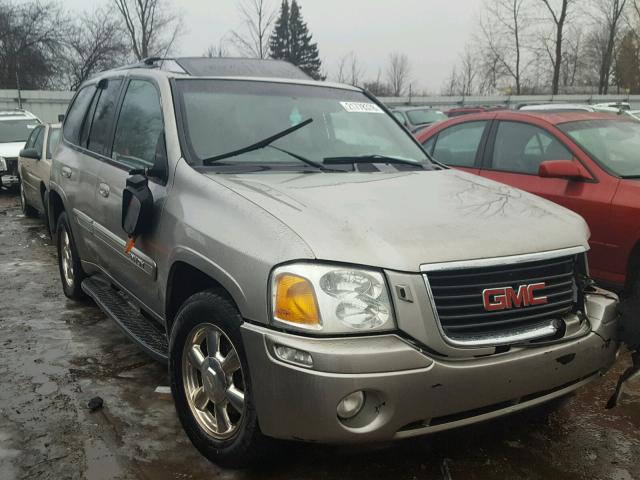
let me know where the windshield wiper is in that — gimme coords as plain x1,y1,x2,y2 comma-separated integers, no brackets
621,175,640,179
323,154,426,169
203,118,313,164
267,145,336,171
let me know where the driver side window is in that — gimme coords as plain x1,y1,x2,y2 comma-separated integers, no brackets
111,80,165,171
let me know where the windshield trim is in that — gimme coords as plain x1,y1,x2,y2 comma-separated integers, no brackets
558,118,639,179
172,77,437,172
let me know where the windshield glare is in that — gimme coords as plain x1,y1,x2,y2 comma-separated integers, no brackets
177,80,429,168
0,119,39,143
406,109,447,125
559,120,640,177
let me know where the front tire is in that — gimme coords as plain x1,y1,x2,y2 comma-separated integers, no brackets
20,181,38,217
56,212,86,299
169,290,266,467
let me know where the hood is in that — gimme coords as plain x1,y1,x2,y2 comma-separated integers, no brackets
206,169,590,272
0,142,25,158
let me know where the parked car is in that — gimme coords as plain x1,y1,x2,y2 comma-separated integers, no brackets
18,123,61,217
593,102,631,111
447,105,508,117
49,57,618,466
519,104,597,112
416,110,640,295
391,106,447,132
0,109,41,189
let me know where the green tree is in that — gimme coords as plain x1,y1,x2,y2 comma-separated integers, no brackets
269,0,324,80
614,30,640,93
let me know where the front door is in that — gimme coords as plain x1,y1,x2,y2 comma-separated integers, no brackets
20,125,44,206
479,120,617,274
93,78,168,313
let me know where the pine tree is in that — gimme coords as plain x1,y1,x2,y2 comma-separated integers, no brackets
269,0,324,80
269,0,289,61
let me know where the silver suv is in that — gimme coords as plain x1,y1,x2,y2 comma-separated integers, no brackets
48,58,619,466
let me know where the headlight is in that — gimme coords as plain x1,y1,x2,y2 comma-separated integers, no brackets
270,263,396,334
0,157,6,171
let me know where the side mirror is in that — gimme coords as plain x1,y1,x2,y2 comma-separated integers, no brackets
19,148,40,160
122,174,154,237
539,160,592,181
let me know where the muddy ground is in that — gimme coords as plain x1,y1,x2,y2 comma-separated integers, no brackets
0,189,638,480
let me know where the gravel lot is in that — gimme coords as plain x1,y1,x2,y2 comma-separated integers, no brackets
0,189,639,480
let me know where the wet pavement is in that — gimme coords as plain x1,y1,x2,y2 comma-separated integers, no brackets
0,189,639,480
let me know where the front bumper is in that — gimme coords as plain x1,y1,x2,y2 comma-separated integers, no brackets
241,292,618,443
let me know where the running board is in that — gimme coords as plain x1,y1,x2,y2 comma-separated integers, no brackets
81,275,168,363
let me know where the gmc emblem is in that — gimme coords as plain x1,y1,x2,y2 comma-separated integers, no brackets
482,283,548,311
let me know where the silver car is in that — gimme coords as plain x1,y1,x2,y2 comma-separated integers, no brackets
18,123,61,218
48,58,619,466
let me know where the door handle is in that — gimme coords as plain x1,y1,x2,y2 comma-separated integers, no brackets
61,166,72,178
98,183,110,198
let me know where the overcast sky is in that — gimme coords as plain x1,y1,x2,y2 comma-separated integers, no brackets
54,0,484,93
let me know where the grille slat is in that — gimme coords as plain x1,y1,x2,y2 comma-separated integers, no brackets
426,254,578,343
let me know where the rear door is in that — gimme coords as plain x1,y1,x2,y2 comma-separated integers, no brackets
93,78,168,311
420,120,490,175
479,119,616,272
56,80,121,264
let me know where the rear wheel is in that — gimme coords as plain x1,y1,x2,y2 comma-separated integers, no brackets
56,212,86,299
169,290,266,467
20,181,38,217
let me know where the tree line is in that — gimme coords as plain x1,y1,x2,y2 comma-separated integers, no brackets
444,0,640,96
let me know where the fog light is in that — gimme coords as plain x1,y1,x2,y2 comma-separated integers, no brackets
337,391,365,420
274,344,313,368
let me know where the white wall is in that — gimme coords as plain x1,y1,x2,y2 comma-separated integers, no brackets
0,90,74,123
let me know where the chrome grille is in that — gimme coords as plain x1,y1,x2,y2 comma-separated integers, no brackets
423,252,579,346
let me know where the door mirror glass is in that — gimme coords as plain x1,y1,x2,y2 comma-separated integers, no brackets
538,160,592,180
19,147,40,160
122,174,154,236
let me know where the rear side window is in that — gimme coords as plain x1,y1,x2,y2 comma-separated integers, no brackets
32,126,45,157
491,122,573,174
47,128,61,158
112,80,164,169
87,79,122,155
430,121,487,167
63,86,95,144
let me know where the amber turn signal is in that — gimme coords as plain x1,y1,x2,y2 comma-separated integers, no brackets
274,273,321,326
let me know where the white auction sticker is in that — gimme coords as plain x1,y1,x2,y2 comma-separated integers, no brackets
340,101,384,113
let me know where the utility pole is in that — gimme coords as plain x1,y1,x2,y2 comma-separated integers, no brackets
15,61,23,109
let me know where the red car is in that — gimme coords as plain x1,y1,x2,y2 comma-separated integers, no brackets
416,111,640,295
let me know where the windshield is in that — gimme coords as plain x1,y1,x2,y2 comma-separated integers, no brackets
0,119,40,143
406,109,447,125
176,79,429,168
559,119,640,177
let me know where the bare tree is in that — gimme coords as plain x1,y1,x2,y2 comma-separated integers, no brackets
441,67,459,95
479,0,533,94
592,0,628,93
0,0,70,89
540,0,576,94
204,40,230,58
458,46,478,95
62,8,128,90
560,26,586,88
113,0,181,61
335,52,364,85
363,69,392,96
385,53,411,97
230,0,277,59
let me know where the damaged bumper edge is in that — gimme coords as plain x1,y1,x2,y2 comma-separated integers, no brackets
242,292,618,443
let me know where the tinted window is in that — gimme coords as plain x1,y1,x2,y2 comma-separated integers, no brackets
431,121,487,167
47,128,62,158
112,80,164,169
492,122,572,174
87,79,122,155
33,126,45,157
63,86,95,144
